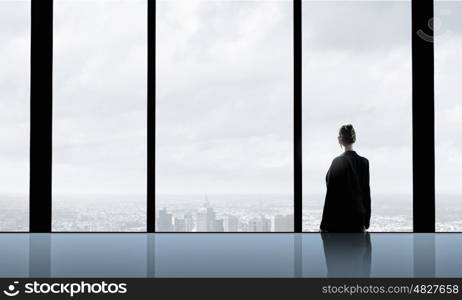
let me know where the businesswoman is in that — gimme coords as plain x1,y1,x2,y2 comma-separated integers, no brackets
320,124,371,232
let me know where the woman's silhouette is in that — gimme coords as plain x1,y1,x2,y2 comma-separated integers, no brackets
320,124,371,232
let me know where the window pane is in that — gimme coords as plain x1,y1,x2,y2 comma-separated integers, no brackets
156,0,293,232
0,0,30,231
52,0,147,231
435,1,462,232
302,1,413,232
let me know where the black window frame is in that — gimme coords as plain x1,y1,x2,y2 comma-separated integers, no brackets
24,0,435,233
30,0,53,233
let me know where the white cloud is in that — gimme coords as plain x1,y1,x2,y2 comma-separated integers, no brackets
52,0,147,197
156,0,293,195
0,0,30,198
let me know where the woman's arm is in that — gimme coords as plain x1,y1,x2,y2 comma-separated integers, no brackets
363,159,371,229
320,158,343,231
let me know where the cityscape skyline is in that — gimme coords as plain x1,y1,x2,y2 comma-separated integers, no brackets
0,193,461,232
156,197,294,232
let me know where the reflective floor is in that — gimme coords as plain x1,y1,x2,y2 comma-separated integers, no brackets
0,233,461,278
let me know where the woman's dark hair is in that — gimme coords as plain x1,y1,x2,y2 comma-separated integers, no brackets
338,124,356,145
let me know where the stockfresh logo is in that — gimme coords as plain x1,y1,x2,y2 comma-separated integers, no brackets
3,281,20,297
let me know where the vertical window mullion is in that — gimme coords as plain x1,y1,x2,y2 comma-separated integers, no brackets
30,0,53,233
412,0,435,232
294,0,302,233
147,0,156,233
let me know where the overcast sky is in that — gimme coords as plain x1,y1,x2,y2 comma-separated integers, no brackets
1,0,462,211
156,0,293,197
52,0,147,200
435,1,462,197
0,0,30,201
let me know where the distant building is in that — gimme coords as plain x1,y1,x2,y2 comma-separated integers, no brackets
196,209,208,231
248,218,258,232
157,208,173,231
196,199,217,231
184,212,194,232
274,214,294,232
174,217,185,232
240,221,249,232
224,215,239,232
260,216,271,232
215,219,224,232
248,215,271,232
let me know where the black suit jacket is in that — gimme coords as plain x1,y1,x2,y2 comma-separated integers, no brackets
320,151,371,232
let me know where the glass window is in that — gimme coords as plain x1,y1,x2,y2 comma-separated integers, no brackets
302,0,413,232
0,0,30,231
435,1,462,232
52,0,147,231
156,0,293,232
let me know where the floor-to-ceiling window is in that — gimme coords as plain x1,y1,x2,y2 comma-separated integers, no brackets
0,0,444,233
302,0,413,232
0,0,30,231
435,0,462,232
52,0,147,231
156,0,294,232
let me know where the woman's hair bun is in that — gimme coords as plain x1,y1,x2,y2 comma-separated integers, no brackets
339,124,356,145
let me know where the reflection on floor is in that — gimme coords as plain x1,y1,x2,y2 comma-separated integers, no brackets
0,233,460,278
